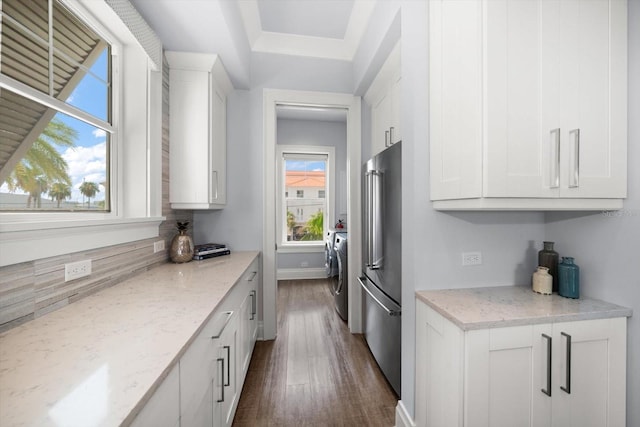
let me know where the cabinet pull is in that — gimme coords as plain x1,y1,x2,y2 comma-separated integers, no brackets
250,290,256,320
541,334,552,397
247,271,257,282
224,345,231,387
216,357,225,402
211,170,218,200
550,128,560,188
569,129,580,188
389,127,395,145
561,332,572,394
385,130,390,147
211,311,234,339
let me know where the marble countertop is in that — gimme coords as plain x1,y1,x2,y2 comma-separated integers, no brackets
0,251,259,427
416,286,632,331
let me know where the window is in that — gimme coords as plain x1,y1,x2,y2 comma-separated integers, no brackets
0,0,164,267
277,145,335,248
0,0,112,211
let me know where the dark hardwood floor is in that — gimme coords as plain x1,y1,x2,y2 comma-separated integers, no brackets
233,278,398,427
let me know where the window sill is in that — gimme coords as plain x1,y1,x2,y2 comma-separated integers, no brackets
277,244,324,254
0,216,165,267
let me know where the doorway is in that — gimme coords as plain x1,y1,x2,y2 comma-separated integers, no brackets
262,89,361,340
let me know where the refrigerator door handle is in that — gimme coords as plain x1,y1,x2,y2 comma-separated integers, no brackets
369,170,383,269
365,171,373,268
358,276,401,317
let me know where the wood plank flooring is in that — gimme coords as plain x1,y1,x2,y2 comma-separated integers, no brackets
233,279,398,427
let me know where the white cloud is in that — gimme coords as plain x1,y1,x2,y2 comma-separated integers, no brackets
92,129,106,138
62,143,107,203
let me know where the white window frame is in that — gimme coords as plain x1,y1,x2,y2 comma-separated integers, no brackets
0,0,164,266
276,145,335,253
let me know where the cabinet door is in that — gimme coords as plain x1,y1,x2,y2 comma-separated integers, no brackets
371,90,392,156
130,364,180,427
169,68,210,204
558,0,627,198
484,0,561,198
551,318,626,427
218,313,239,427
465,324,552,427
415,302,464,427
390,74,401,145
429,0,483,200
180,310,219,427
210,79,227,205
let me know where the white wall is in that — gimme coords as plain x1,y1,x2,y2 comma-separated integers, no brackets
193,90,262,250
544,3,639,424
276,118,348,270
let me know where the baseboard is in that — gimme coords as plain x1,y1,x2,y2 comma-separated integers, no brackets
277,267,326,280
395,400,416,427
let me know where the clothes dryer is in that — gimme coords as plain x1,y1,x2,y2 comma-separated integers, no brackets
333,232,348,321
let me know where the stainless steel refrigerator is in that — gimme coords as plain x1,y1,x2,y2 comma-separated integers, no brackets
358,141,401,396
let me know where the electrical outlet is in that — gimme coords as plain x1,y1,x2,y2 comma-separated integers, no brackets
300,261,309,267
154,240,165,253
462,252,482,266
65,259,92,281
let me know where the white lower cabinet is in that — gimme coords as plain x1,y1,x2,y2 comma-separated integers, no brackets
238,258,260,382
130,364,180,427
415,301,627,427
131,254,261,427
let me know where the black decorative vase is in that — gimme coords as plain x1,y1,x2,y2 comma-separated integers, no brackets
538,241,559,292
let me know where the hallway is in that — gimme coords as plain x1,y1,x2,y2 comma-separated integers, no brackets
233,279,398,426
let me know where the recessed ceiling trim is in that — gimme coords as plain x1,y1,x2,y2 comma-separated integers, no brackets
238,0,374,61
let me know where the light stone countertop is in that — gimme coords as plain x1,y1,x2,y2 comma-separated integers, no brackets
416,285,632,331
0,251,259,427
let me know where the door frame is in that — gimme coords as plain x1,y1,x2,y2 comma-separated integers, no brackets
262,89,362,339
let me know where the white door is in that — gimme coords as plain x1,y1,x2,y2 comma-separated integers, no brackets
465,324,552,427
428,0,483,200
210,79,227,205
558,0,627,198
484,0,561,198
551,318,626,427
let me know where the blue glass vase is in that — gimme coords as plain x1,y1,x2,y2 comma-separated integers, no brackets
558,257,580,299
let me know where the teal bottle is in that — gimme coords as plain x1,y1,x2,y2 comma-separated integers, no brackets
558,257,580,299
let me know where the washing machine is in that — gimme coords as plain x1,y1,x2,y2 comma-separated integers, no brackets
333,232,348,321
325,229,339,279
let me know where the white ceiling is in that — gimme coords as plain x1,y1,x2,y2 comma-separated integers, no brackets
129,0,374,88
257,0,354,39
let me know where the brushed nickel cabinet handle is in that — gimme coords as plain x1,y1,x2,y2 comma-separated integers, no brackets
224,345,231,386
569,129,580,188
389,127,395,145
250,290,256,320
561,332,572,394
550,128,560,188
541,334,552,397
217,357,225,402
385,130,390,147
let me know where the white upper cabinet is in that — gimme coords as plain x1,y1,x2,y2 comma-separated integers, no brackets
166,52,233,210
365,42,401,157
429,0,627,210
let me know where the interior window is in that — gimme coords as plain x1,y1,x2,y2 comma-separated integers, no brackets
278,148,334,246
0,0,112,211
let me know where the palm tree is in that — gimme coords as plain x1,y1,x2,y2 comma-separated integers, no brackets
286,210,296,240
5,118,76,207
79,181,100,209
49,182,72,208
302,210,324,241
